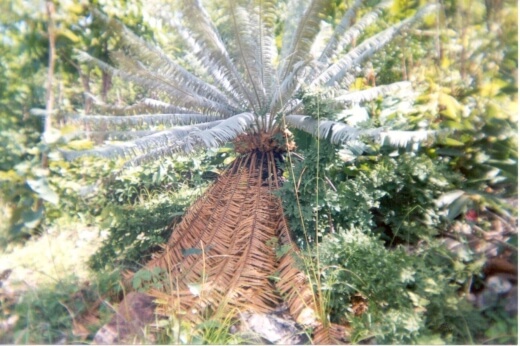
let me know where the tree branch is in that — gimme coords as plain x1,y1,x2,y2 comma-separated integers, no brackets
43,0,56,167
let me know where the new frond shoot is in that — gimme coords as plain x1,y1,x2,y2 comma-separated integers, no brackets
62,0,438,166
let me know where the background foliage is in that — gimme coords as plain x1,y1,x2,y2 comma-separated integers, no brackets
0,0,516,344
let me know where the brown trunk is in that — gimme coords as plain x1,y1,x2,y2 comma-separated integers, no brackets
146,152,316,323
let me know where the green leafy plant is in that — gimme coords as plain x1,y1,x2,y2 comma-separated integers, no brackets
280,144,463,245
318,227,488,344
88,190,197,271
132,267,168,292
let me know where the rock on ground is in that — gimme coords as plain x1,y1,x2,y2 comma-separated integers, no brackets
94,292,156,344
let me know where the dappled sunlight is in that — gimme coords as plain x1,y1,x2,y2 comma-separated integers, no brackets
0,225,106,288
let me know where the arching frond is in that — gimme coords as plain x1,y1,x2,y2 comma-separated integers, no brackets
310,4,437,88
285,114,377,144
67,113,222,129
249,0,277,104
178,0,258,111
317,0,364,64
379,129,436,147
123,112,256,166
63,113,254,163
285,114,434,149
278,0,330,85
318,0,391,66
279,0,310,63
61,121,222,161
93,9,235,108
110,51,239,116
269,61,312,117
222,1,266,109
67,130,162,141
173,22,247,107
77,51,235,116
187,112,256,149
86,96,191,115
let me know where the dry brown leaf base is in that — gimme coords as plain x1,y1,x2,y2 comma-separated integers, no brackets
121,150,347,344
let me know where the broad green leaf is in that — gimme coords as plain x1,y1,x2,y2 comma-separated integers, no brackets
135,269,153,282
441,138,465,147
151,267,163,275
26,178,59,205
439,93,462,120
132,277,142,290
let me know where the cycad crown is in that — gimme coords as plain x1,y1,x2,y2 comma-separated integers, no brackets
65,0,436,164
67,1,438,341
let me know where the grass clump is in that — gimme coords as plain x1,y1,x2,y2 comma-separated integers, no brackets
4,271,121,344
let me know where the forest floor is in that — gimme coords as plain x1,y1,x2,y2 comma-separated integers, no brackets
0,223,109,343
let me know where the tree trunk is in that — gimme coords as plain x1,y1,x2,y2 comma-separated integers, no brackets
143,151,317,325
37,0,56,211
42,0,56,170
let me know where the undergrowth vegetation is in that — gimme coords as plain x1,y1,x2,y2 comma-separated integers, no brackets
280,128,516,343
318,228,485,344
2,271,122,344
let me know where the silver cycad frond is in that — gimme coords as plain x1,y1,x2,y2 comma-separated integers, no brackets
285,114,420,146
63,0,437,165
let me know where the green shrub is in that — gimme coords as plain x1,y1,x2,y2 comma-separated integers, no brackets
318,227,487,344
48,148,231,271
88,190,199,271
280,147,462,246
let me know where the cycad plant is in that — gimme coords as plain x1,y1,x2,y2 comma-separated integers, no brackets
63,0,436,342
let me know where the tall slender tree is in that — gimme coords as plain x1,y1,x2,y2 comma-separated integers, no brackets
63,0,437,342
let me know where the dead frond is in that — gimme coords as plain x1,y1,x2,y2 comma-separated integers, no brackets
144,152,316,327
